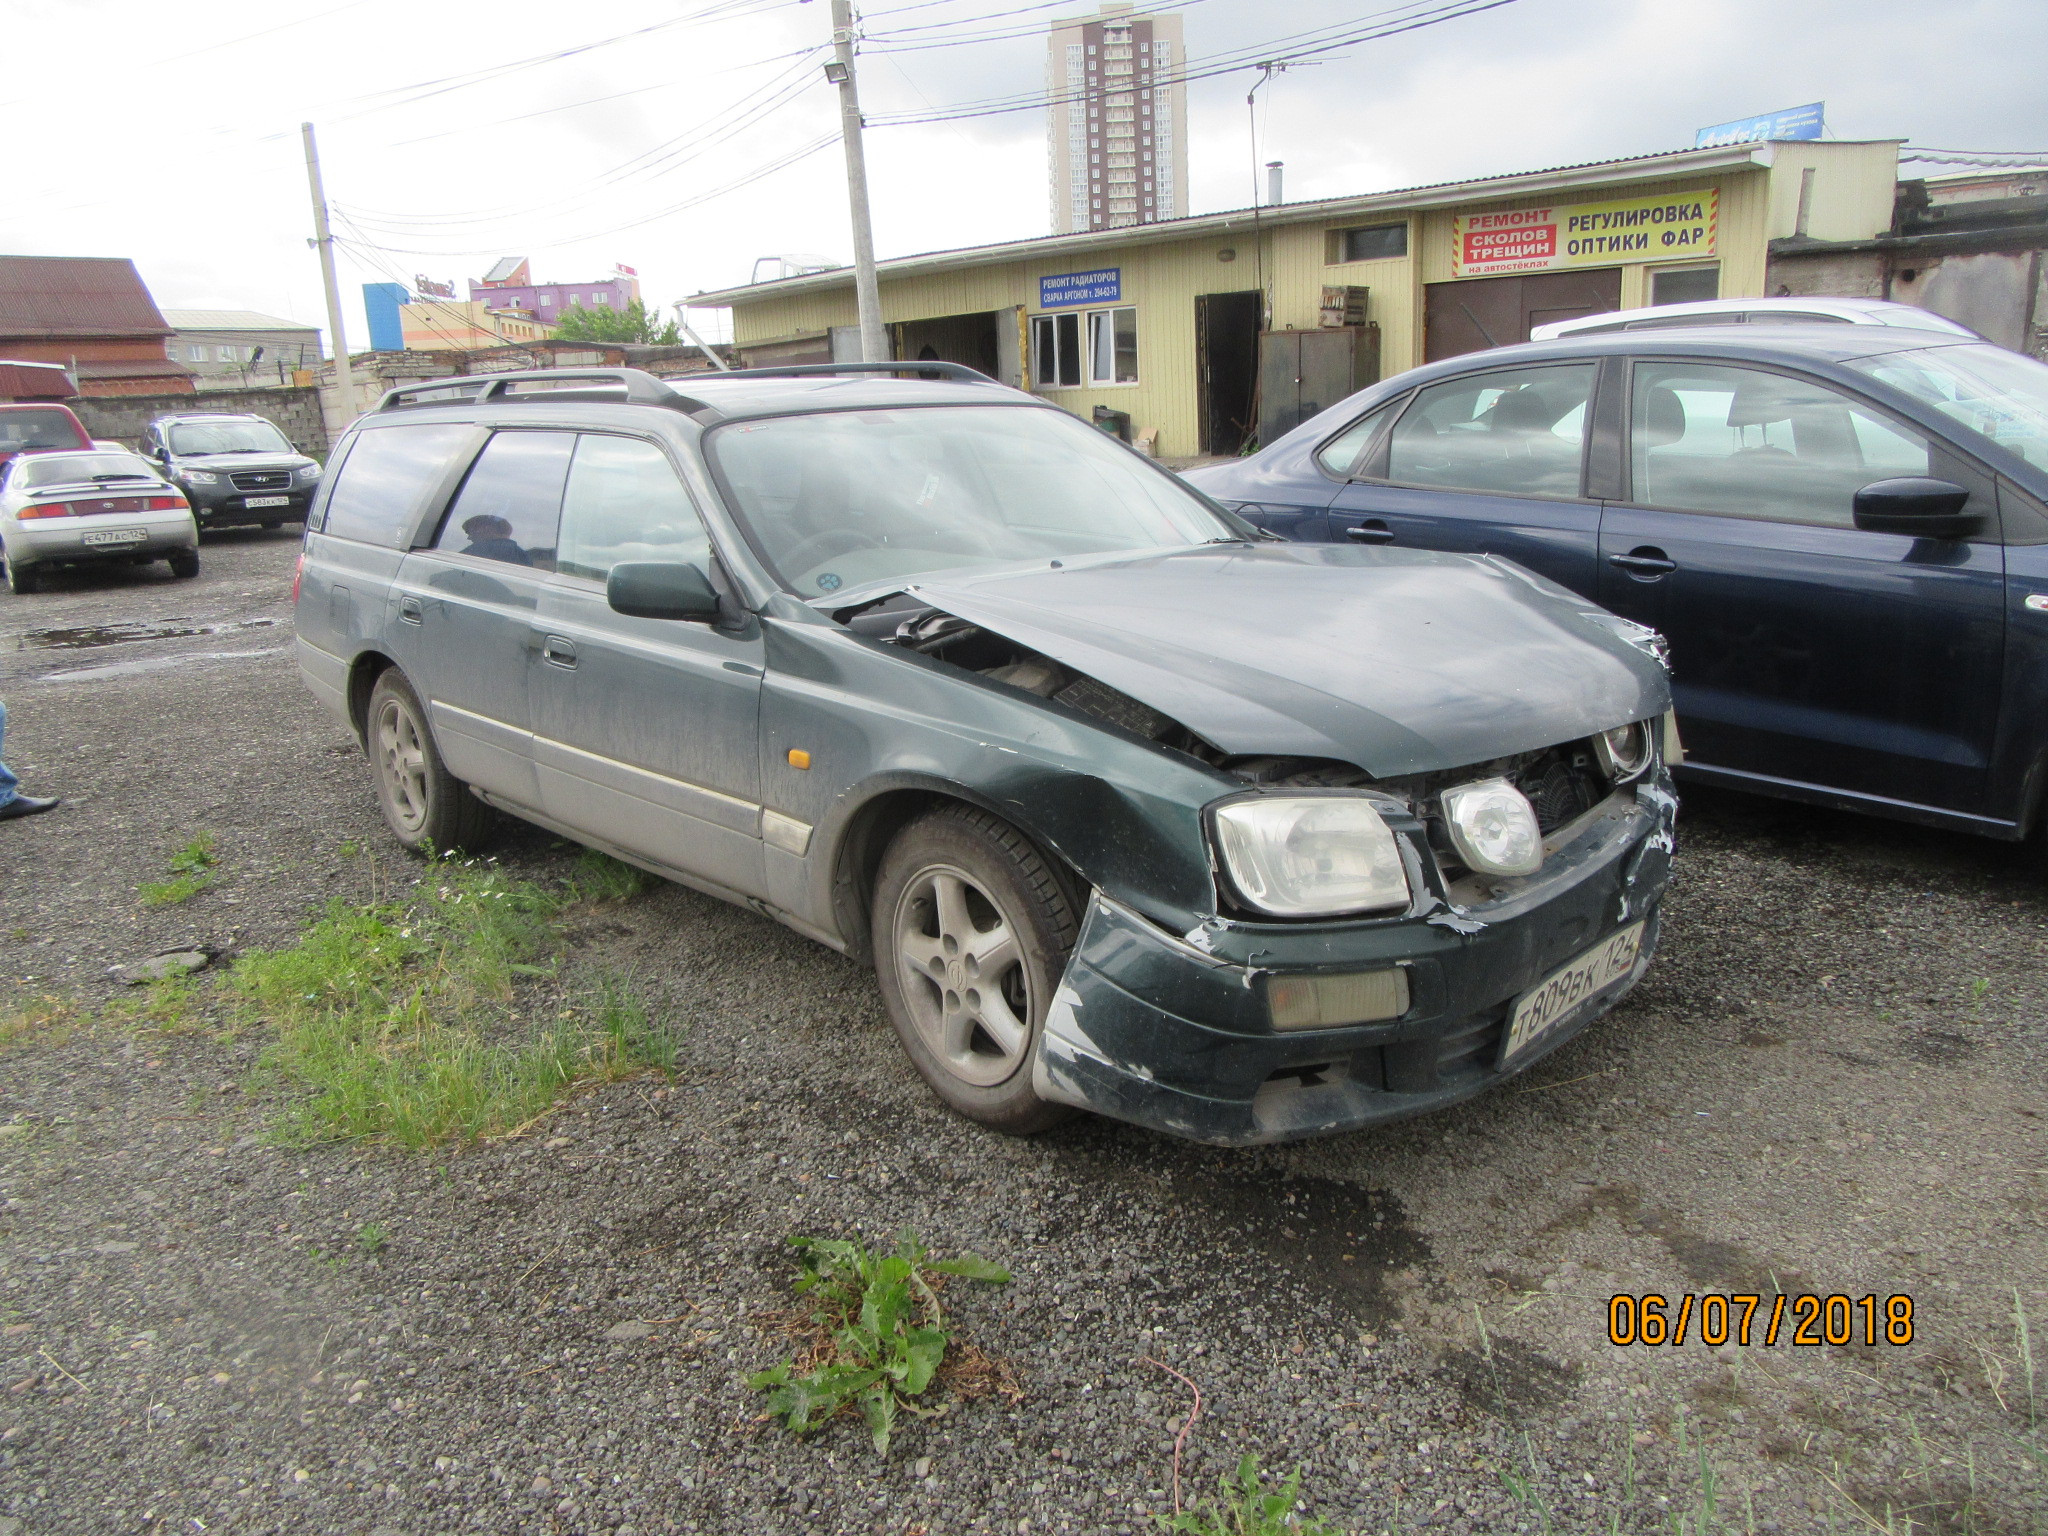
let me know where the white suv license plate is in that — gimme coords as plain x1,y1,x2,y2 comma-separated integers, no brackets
1502,921,1645,1064
244,495,292,508
82,528,147,547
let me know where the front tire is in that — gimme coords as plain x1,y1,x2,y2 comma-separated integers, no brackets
366,669,493,854
872,805,1079,1135
167,549,199,579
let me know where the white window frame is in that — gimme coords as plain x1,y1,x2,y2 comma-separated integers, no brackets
1031,304,1138,391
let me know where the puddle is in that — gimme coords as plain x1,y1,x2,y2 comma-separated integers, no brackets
14,617,278,651
38,647,287,683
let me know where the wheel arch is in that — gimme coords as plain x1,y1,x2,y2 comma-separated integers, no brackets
345,650,399,745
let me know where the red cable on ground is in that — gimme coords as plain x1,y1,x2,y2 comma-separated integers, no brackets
1138,1355,1203,1515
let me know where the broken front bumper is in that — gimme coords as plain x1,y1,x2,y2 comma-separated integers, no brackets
1030,777,1675,1146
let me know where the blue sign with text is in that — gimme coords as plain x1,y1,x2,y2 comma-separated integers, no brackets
1694,102,1824,149
1040,268,1121,308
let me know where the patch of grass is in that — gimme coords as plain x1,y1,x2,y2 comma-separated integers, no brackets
106,975,207,1036
139,832,218,907
1159,1454,1336,1536
749,1230,1011,1455
571,849,653,902
0,995,78,1052
356,1221,390,1257
231,858,677,1148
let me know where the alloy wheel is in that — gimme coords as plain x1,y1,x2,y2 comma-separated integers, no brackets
374,697,430,834
891,863,1034,1088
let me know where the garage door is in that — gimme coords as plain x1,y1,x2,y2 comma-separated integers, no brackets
1424,268,1623,361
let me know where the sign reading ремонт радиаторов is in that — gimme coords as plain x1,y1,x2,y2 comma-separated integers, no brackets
1040,268,1121,308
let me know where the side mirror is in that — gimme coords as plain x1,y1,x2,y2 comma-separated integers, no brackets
606,561,723,622
1853,477,1978,539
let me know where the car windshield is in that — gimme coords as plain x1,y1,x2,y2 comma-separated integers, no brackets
168,421,291,455
708,403,1234,598
12,452,159,488
1848,343,2048,472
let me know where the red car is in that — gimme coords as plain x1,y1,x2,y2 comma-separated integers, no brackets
0,401,93,471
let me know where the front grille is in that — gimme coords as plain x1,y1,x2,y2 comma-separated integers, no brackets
229,470,291,491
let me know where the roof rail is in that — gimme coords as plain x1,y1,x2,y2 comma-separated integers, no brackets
727,361,997,384
375,367,711,416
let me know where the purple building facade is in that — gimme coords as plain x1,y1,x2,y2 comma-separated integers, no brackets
469,257,641,325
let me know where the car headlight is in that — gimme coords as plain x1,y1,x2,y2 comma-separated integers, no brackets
1211,795,1410,918
1440,778,1543,877
298,463,322,481
179,469,219,485
1593,720,1653,780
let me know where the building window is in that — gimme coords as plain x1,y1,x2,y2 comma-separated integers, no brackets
595,292,611,305
1651,264,1721,305
1333,223,1409,263
1032,306,1138,389
187,344,206,361
217,345,237,362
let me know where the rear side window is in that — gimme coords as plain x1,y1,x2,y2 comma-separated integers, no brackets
1386,363,1595,497
1315,402,1395,477
432,430,572,571
320,424,475,547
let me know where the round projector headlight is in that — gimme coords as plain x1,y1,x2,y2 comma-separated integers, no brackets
1211,795,1411,918
1593,720,1652,780
1440,778,1543,877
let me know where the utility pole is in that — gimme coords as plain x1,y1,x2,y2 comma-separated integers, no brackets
826,0,886,363
301,122,356,418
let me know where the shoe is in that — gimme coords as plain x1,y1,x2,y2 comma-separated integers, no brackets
0,794,59,821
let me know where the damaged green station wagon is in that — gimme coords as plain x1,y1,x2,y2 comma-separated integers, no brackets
295,364,1676,1146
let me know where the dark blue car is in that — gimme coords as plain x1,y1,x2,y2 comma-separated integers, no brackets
1183,329,2048,844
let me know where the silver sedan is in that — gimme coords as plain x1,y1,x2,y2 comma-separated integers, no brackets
0,449,200,594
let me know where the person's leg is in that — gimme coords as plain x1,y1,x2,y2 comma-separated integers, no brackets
0,700,17,808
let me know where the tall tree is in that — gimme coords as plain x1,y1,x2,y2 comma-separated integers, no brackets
550,298,680,346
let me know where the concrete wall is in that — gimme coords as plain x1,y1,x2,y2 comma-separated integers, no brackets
73,386,329,455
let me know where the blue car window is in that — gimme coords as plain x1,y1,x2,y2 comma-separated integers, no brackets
1630,363,1931,528
1315,403,1396,477
1386,364,1594,497
556,435,711,582
433,430,573,571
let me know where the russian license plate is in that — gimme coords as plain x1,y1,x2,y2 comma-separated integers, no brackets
1502,922,1645,1064
244,495,292,508
82,528,147,547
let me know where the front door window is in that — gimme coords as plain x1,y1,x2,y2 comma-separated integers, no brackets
1386,363,1595,498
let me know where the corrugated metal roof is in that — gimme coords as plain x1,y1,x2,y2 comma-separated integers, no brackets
161,309,319,333
0,255,173,339
482,256,527,283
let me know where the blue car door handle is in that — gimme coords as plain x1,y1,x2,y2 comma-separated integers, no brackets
541,635,578,670
1343,520,1395,545
1609,548,1677,579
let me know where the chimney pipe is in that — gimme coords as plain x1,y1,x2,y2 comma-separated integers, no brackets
1265,160,1284,207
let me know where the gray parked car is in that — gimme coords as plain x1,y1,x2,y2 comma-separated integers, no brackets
0,449,199,593
141,412,322,529
295,365,1676,1146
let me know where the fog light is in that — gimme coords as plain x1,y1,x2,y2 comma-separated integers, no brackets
1266,967,1410,1030
1441,778,1543,877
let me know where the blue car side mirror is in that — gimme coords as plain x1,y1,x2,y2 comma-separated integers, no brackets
1852,478,1978,539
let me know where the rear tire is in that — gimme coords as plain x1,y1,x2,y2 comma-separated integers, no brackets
3,550,38,595
167,549,200,579
366,669,494,854
871,805,1079,1135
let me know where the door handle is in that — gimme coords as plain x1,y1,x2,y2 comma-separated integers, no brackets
1343,520,1395,545
541,635,577,669
1608,548,1677,578
397,596,423,624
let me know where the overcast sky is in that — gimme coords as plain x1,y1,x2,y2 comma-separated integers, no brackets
7,0,2046,351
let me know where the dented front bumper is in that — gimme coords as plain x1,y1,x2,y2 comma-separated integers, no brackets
1030,775,1676,1146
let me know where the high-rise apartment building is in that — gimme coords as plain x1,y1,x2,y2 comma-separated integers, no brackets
1047,3,1189,234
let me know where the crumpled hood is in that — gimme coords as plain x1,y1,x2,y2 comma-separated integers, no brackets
907,543,1670,777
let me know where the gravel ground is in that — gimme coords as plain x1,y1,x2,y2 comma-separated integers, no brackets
0,533,2043,1536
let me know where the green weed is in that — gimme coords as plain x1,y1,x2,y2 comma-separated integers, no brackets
749,1230,1011,1455
571,849,653,902
356,1221,389,1256
231,859,675,1148
0,995,77,1051
139,833,217,906
1158,1454,1336,1536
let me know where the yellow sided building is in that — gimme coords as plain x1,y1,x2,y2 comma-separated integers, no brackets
691,140,1902,460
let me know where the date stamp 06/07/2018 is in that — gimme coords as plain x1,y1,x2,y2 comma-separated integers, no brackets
1607,1293,1916,1348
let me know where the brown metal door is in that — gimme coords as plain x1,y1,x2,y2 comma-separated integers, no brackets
1424,268,1622,361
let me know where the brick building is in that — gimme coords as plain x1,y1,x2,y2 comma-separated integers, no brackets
0,255,192,396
